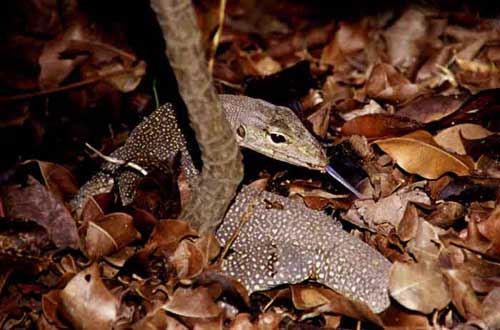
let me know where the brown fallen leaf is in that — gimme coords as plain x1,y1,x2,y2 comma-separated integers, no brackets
0,218,52,274
380,306,431,330
38,23,88,90
24,160,79,204
426,201,465,229
321,21,369,73
41,290,68,329
298,285,384,327
162,286,221,318
456,59,500,94
396,204,419,242
169,239,205,281
477,155,500,179
338,99,385,122
383,8,427,74
85,212,140,260
290,284,331,310
228,313,254,330
60,264,119,330
397,94,467,124
241,52,282,77
342,114,421,140
441,267,482,320
477,205,500,257
434,123,494,155
0,176,79,249
480,287,500,330
365,63,420,103
343,182,430,230
132,309,188,330
416,44,459,83
147,219,198,252
374,130,474,179
389,260,451,314
306,105,330,139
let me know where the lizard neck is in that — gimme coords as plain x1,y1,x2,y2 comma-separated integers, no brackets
219,94,244,131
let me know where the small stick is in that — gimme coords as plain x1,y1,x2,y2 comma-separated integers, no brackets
85,143,148,176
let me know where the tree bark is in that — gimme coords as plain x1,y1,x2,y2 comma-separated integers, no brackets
150,0,243,233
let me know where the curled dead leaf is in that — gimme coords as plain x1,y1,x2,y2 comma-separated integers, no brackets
434,123,494,155
365,63,420,103
374,130,474,179
397,94,467,124
85,212,140,259
389,260,451,314
162,286,221,318
148,220,198,251
342,114,421,139
60,264,119,330
0,176,79,249
169,240,205,281
133,309,188,330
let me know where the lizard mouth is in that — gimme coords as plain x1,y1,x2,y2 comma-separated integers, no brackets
267,149,329,171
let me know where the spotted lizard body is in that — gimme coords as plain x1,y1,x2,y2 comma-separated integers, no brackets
70,94,330,212
70,94,391,313
217,185,391,313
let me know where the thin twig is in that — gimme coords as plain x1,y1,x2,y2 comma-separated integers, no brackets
0,68,139,103
85,143,148,176
208,0,227,75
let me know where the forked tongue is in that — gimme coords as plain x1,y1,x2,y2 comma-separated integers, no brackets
325,165,365,199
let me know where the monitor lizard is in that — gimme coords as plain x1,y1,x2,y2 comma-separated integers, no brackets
70,94,360,213
70,94,391,313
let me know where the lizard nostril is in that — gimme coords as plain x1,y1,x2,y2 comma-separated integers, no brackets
270,133,286,144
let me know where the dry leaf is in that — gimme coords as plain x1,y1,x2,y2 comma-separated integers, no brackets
343,182,430,230
25,160,79,203
60,264,119,330
397,204,419,242
163,286,221,318
290,285,331,309
407,219,445,263
426,201,465,229
339,99,385,122
390,260,451,314
38,23,87,89
374,130,474,179
85,212,140,259
441,268,482,320
477,205,500,257
0,176,79,249
169,240,205,280
380,306,431,330
434,124,494,155
384,8,427,74
132,309,188,330
397,94,467,124
342,114,420,139
306,105,330,139
229,313,255,330
365,63,420,103
148,220,198,251
480,287,500,329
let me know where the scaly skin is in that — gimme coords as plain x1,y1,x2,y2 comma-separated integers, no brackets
217,186,391,313
70,95,328,213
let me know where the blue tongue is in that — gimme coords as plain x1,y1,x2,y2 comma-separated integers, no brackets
325,165,365,199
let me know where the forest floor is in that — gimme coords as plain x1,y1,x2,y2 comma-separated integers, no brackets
0,1,499,329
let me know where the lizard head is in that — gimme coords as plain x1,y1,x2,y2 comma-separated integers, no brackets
220,95,329,170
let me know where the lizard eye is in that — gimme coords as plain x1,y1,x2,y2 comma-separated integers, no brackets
269,133,287,144
236,125,246,139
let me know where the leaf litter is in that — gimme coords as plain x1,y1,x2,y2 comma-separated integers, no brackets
0,1,500,329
